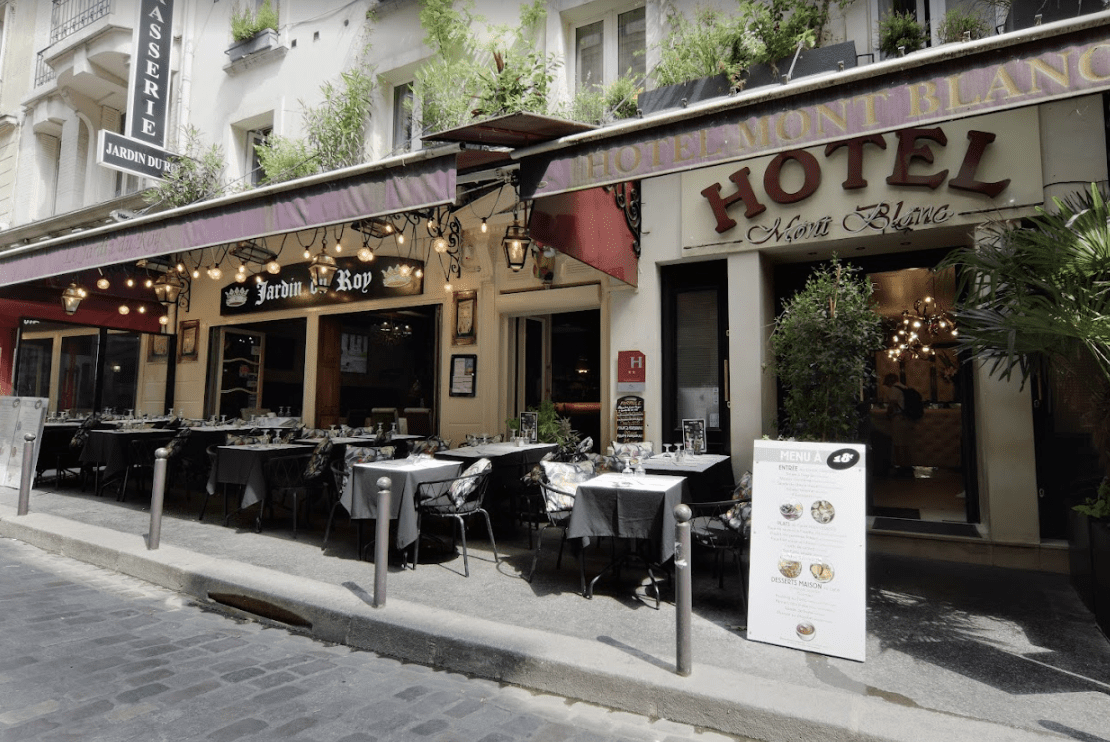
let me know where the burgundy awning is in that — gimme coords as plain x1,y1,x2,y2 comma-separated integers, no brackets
529,184,639,287
0,150,458,288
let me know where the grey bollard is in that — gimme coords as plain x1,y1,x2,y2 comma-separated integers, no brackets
17,433,37,516
148,447,169,550
373,476,392,608
674,503,693,676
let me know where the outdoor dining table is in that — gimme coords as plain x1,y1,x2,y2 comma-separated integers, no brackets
346,456,462,554
640,453,734,501
210,443,312,527
79,427,176,497
438,440,558,518
568,472,687,605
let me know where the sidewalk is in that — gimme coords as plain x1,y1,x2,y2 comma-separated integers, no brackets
1,479,1108,742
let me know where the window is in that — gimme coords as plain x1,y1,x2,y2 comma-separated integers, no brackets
392,82,414,153
574,5,645,91
246,126,271,186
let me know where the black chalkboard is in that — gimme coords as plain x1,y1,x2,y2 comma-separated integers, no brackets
615,395,645,444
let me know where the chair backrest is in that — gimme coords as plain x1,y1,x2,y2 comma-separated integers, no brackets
539,481,576,513
540,460,595,499
402,407,432,437
369,408,398,429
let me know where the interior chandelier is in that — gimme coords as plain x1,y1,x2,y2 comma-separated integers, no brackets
886,296,958,362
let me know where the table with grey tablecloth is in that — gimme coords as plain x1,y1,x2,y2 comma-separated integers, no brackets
212,443,310,510
640,453,733,502
346,457,462,550
80,428,176,495
568,473,686,564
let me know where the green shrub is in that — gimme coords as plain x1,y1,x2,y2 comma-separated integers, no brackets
231,0,279,42
567,74,641,124
144,126,226,208
652,7,752,87
253,135,315,185
878,10,927,57
935,7,991,43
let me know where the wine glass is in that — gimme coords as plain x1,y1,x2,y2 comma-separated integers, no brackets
620,454,633,476
662,443,673,459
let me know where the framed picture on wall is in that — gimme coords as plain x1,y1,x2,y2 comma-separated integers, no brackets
449,354,476,397
179,320,199,362
148,334,170,362
519,411,538,443
454,290,476,345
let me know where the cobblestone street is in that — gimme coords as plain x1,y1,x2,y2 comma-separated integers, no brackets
0,537,743,742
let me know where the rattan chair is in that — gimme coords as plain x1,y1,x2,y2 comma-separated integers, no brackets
527,482,586,594
688,499,749,612
413,466,497,577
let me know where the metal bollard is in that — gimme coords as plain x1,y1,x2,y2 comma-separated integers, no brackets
148,447,169,550
674,503,693,676
17,433,37,516
373,476,392,608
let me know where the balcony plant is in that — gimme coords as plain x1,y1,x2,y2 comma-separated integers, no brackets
940,184,1110,633
228,0,280,61
770,256,884,442
935,6,992,43
144,126,226,209
567,74,642,124
878,10,927,58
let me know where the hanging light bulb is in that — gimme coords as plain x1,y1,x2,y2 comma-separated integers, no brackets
397,231,405,245
357,246,374,262
444,281,453,292
126,277,135,287
235,271,248,284
144,278,153,288
176,262,186,273
97,276,110,290
207,265,223,280
159,315,169,326
137,305,147,314
433,236,448,254
191,268,200,279
265,260,281,274
255,275,264,284
480,218,488,233
118,304,130,315
414,267,423,278
304,248,311,259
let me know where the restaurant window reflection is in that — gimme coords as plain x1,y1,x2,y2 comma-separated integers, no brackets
101,333,141,412
59,334,98,413
14,337,52,398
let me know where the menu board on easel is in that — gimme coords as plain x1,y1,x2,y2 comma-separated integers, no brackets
615,395,645,443
0,397,48,488
747,439,867,662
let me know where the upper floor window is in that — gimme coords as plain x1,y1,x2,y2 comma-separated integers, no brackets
574,4,645,91
392,82,414,154
246,127,272,186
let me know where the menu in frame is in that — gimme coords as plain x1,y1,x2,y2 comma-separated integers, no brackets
747,439,867,662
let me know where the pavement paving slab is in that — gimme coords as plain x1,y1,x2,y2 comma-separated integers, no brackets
1,480,1108,741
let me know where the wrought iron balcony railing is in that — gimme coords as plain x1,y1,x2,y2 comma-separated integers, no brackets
34,50,57,88
50,0,112,46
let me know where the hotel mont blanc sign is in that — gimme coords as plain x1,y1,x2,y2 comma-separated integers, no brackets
680,107,1044,252
220,256,423,316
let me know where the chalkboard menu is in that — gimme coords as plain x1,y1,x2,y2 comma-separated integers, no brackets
615,395,645,443
0,397,48,488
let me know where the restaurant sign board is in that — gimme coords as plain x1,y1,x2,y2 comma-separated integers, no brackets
0,397,47,489
747,439,867,662
220,256,424,315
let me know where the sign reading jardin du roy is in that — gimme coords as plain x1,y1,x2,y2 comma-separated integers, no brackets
680,107,1044,251
97,0,175,180
220,256,424,316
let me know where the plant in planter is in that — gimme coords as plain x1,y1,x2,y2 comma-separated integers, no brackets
935,6,992,43
567,74,642,124
651,7,754,89
941,184,1110,631
231,0,279,42
877,10,927,58
144,126,226,208
770,256,884,442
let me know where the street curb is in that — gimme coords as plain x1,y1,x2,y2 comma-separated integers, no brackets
0,505,1062,742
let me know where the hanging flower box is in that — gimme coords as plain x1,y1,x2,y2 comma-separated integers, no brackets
227,28,279,63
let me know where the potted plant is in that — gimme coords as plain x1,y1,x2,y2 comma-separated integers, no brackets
770,256,884,442
227,0,280,62
639,7,750,115
941,183,1110,636
935,6,992,43
878,10,927,59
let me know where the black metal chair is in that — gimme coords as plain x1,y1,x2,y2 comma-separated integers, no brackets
687,499,749,612
527,482,586,594
198,444,225,522
413,466,497,577
119,430,186,503
261,453,321,538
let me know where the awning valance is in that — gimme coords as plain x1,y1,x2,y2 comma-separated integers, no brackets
0,149,458,288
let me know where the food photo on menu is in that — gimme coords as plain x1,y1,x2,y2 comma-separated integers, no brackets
779,501,802,520
811,500,836,523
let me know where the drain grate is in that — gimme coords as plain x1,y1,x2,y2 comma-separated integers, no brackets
208,592,312,628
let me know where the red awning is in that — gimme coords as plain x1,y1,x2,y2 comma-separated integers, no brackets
529,184,639,287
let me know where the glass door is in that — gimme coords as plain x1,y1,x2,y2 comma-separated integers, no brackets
214,328,265,420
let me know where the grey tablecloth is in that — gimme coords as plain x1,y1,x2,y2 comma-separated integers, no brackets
346,458,462,549
212,443,309,509
641,454,734,502
80,428,176,483
569,473,686,564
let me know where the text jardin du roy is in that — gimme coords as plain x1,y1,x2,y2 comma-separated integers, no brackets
252,267,374,306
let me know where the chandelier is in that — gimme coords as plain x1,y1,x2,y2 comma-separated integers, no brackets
886,296,958,362
373,319,412,345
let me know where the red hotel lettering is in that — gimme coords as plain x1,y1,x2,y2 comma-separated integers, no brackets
701,125,1008,234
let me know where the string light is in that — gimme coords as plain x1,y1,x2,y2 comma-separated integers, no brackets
265,260,281,274
357,246,374,262
159,315,169,326
118,305,130,315
97,276,110,290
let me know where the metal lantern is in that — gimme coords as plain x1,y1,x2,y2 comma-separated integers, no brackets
309,251,338,291
502,220,530,272
153,272,183,305
61,282,85,315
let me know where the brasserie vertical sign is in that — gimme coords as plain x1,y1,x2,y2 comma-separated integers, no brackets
97,0,175,180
